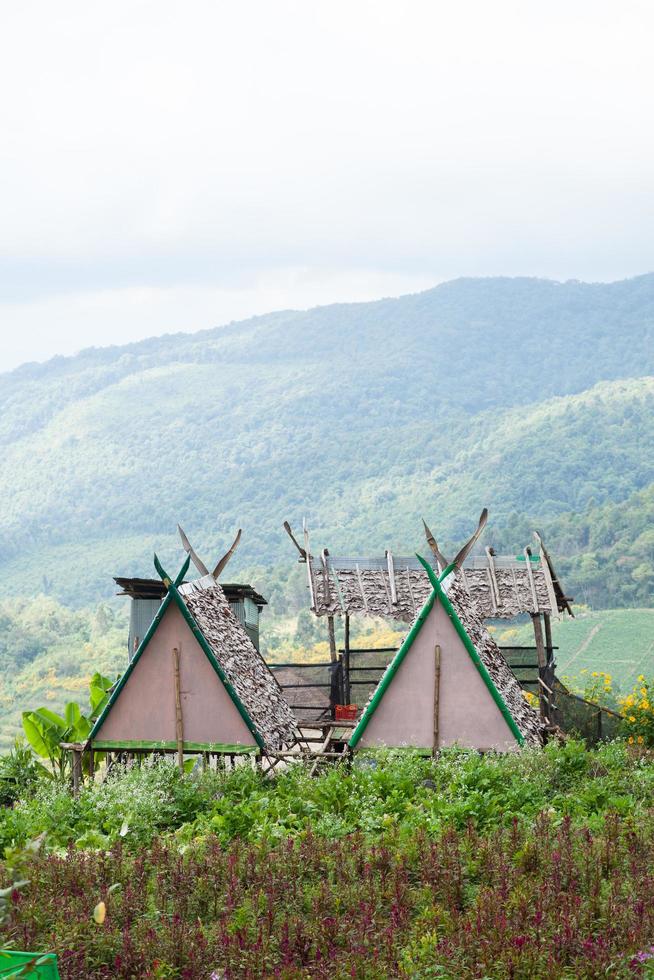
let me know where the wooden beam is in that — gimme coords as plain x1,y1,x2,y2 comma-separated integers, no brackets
543,613,554,666
485,546,500,613
327,614,338,664
405,567,417,617
177,524,210,576
330,564,347,613
433,644,441,756
386,550,397,605
378,569,393,616
212,528,242,579
422,518,448,572
303,521,317,610
172,646,184,771
310,726,337,776
355,563,369,613
71,749,82,796
343,614,351,705
320,549,332,605
283,520,307,560
452,508,488,568
531,614,549,724
531,615,547,669
524,548,539,611
543,612,558,726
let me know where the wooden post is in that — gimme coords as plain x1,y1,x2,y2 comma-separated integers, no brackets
343,614,351,705
327,615,337,664
433,644,441,755
71,750,82,796
531,614,548,724
543,613,554,666
87,747,95,780
543,612,558,727
172,646,184,772
310,725,335,777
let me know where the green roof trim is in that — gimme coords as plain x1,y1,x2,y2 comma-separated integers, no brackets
348,554,524,750
91,740,258,754
154,556,266,752
349,581,438,750
416,555,525,747
89,555,266,753
88,555,190,742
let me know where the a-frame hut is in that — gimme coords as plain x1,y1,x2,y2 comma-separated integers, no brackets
87,555,298,759
349,556,543,753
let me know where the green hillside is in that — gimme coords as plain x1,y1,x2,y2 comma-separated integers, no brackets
0,274,653,610
0,274,652,743
502,608,654,695
0,597,127,751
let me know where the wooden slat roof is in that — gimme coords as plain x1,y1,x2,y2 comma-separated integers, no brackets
303,549,568,621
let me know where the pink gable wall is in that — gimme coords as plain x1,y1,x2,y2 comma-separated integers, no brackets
358,598,519,752
95,602,256,747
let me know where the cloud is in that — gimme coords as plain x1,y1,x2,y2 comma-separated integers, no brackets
0,0,653,367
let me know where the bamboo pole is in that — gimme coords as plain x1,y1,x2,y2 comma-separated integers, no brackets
172,646,184,771
433,644,441,755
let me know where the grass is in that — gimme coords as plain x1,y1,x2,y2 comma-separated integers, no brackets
499,607,654,693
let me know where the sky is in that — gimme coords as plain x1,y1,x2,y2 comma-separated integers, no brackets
1,0,653,373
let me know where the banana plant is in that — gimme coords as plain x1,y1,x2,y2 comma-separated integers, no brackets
22,673,113,780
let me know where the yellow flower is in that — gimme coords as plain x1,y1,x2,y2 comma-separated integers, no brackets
629,716,636,723
592,671,599,678
640,701,650,711
638,736,644,745
629,736,635,744
638,675,645,682
641,688,648,697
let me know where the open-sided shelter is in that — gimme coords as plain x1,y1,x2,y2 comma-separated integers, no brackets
284,512,572,731
348,556,543,752
87,555,298,759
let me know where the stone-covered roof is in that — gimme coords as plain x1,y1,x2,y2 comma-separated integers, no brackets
179,575,297,752
306,552,561,622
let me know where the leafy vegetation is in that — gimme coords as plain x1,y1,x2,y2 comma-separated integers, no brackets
3,745,654,977
21,673,113,779
0,742,652,854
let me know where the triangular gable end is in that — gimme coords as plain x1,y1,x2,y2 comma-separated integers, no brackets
349,558,525,753
89,556,264,753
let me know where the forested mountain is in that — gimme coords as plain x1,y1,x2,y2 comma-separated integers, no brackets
0,274,652,613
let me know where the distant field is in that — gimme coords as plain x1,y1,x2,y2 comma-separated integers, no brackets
503,608,654,695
